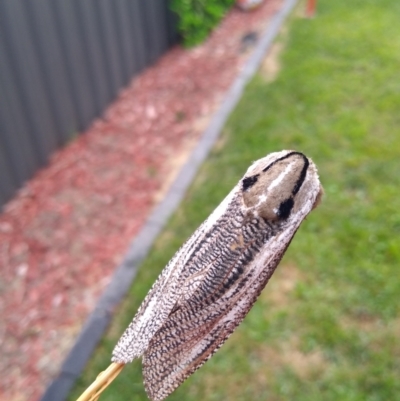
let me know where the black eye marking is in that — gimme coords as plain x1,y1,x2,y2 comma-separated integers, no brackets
292,156,309,195
262,151,310,196
277,198,294,219
242,174,260,191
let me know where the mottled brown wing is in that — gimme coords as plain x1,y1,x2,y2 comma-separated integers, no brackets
142,244,287,401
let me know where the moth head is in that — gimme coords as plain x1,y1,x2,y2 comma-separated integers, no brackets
241,150,323,221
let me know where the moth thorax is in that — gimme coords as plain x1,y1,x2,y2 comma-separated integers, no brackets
241,153,309,221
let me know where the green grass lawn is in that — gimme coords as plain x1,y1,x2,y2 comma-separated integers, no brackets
69,0,400,400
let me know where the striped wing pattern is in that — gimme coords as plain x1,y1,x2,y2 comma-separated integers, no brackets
142,245,290,401
112,150,323,401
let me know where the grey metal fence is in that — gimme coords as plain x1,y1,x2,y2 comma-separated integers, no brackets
0,0,178,207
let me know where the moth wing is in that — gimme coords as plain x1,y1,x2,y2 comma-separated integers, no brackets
113,187,240,362
142,243,289,401
112,221,210,362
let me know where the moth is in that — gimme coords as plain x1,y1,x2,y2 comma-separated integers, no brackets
112,150,323,401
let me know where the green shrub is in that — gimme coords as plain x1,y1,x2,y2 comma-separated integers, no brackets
171,0,235,47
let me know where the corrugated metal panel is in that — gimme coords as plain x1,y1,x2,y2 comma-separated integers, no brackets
51,0,98,129
0,1,58,162
0,0,178,208
0,145,17,206
25,0,78,144
142,0,168,64
114,0,137,80
0,26,40,184
76,0,113,113
129,0,149,72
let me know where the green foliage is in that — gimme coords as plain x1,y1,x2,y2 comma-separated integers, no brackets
171,0,235,47
70,0,400,400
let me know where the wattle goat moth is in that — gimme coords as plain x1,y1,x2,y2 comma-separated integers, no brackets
112,150,323,400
